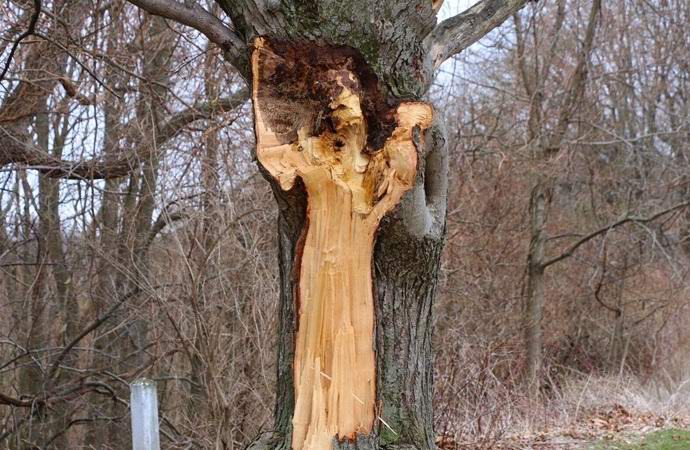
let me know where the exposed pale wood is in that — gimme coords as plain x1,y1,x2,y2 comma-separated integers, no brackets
252,38,432,450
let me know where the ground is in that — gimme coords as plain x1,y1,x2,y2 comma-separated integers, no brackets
437,403,690,449
586,429,690,450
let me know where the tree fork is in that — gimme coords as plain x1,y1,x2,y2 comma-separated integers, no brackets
252,38,435,450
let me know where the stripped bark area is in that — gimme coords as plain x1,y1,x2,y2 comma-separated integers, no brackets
251,37,432,450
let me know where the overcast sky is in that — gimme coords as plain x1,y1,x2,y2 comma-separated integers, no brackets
439,0,476,21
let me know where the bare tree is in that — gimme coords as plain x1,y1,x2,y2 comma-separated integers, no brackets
513,0,602,398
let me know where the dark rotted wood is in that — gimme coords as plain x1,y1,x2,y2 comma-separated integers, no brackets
252,39,399,150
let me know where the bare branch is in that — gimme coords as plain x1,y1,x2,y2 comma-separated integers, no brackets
125,0,245,65
0,391,33,407
542,200,690,269
0,0,42,83
1,88,249,179
46,286,146,381
426,0,530,69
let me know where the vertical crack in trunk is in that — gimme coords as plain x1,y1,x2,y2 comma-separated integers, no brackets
251,38,432,450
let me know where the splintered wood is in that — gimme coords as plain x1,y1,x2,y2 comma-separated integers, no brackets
251,38,432,450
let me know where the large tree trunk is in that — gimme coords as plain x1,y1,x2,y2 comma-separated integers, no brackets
217,2,452,448
248,29,447,449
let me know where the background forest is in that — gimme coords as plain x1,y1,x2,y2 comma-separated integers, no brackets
1,0,689,448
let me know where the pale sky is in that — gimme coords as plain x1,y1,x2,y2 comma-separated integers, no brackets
439,0,476,21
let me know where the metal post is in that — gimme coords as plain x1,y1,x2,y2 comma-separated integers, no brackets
131,378,160,450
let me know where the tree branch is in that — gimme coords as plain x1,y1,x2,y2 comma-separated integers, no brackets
0,0,42,83
46,286,145,381
542,200,690,269
125,0,245,65
426,0,530,69
0,391,33,407
1,88,248,179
